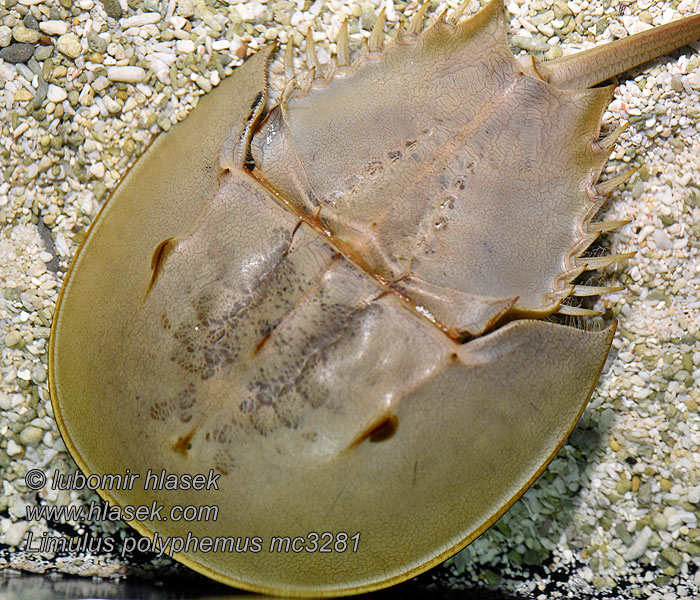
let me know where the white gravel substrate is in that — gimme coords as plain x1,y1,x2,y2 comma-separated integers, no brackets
1,0,699,598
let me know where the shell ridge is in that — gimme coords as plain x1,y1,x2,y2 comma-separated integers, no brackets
217,45,274,172
547,83,625,310
288,0,509,101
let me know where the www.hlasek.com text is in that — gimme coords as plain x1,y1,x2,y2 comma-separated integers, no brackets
23,530,361,558
26,498,218,524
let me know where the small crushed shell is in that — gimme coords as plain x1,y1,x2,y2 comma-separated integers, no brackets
0,0,699,597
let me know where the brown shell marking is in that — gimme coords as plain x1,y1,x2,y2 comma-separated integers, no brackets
49,0,700,597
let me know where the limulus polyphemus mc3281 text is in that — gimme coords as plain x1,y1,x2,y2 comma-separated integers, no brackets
49,0,700,596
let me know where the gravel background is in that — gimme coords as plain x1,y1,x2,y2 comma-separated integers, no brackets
1,0,699,598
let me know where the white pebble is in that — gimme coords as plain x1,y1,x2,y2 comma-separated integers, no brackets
623,17,653,35
121,12,161,28
13,123,29,138
19,425,44,446
686,70,700,90
151,50,176,66
652,228,673,250
123,97,137,112
688,71,700,90
6,439,22,456
107,66,147,83
0,25,12,47
4,331,22,347
47,83,68,103
54,232,69,257
9,498,28,520
623,526,653,561
671,278,687,294
79,193,96,214
89,162,106,178
107,42,127,60
56,32,82,59
176,39,195,53
39,20,70,36
39,251,53,262
169,16,187,29
1,520,30,547
151,59,170,85
104,95,122,114
667,512,682,532
211,39,229,51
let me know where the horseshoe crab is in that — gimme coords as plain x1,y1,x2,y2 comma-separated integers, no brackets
48,0,700,596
